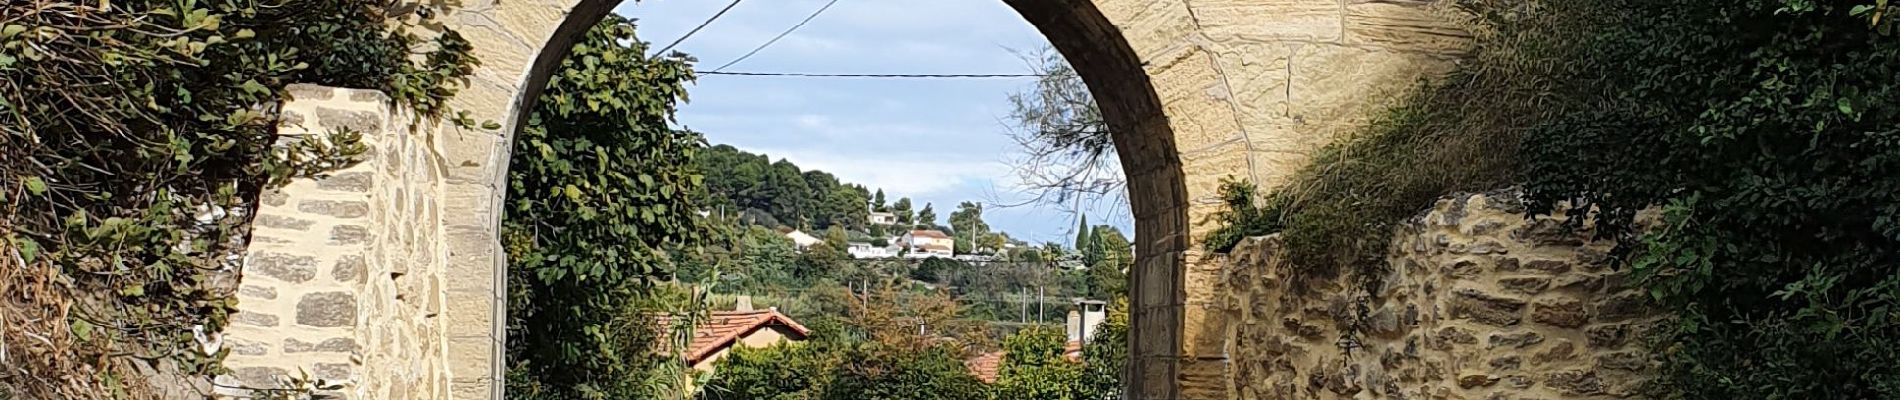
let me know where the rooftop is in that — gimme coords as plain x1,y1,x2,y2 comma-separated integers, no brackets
653,309,810,364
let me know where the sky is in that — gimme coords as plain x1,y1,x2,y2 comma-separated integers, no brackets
615,0,1133,245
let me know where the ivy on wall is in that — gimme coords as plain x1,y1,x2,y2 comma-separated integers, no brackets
0,0,474,396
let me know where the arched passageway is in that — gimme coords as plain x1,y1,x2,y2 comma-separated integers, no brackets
222,1,1472,398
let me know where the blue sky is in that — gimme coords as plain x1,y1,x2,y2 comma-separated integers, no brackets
615,0,1132,245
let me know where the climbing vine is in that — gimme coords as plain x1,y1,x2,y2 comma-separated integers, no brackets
0,0,474,396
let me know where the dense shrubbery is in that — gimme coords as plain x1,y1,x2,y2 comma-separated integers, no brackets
1518,0,1900,397
1206,0,1900,397
501,14,708,399
1,0,472,396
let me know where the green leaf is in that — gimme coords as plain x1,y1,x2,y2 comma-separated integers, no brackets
71,318,93,341
16,236,39,264
482,120,502,130
24,176,46,195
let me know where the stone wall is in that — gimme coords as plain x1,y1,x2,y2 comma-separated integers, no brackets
220,85,452,399
1212,190,1664,399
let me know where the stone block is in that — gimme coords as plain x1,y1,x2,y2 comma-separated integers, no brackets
1343,0,1472,54
334,255,366,284
239,284,278,300
1531,298,1589,328
1545,369,1604,395
315,107,384,133
285,337,357,354
297,291,357,327
299,200,369,219
1447,288,1524,327
231,312,279,327
331,225,371,245
447,336,498,379
316,171,374,192
249,252,318,283
255,214,314,230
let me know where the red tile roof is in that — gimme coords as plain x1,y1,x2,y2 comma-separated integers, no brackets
910,230,952,239
654,310,810,364
965,351,1005,383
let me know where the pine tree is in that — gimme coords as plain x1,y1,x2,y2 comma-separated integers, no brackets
1073,214,1092,254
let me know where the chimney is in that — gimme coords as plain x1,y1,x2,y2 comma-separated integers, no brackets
735,295,754,312
1066,310,1083,343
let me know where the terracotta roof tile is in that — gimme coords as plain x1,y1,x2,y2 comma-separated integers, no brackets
910,230,952,239
653,310,810,364
965,351,1005,383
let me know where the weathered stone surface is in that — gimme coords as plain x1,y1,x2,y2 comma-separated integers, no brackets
314,362,352,381
1522,259,1571,274
1496,277,1550,295
249,252,317,283
255,214,314,230
1531,298,1589,328
298,200,369,218
296,292,356,327
231,312,279,327
228,339,269,356
1585,323,1634,349
1596,292,1651,321
315,107,382,133
284,337,357,353
239,284,277,300
316,171,374,192
1546,370,1604,395
1488,331,1544,349
334,255,366,283
1449,288,1526,326
331,225,370,245
232,366,290,388
1218,190,1660,400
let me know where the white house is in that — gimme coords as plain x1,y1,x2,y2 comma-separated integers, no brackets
899,230,954,258
868,211,897,226
783,230,822,250
847,242,895,259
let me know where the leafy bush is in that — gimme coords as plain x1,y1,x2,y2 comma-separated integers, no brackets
501,14,708,399
1517,0,1900,397
1,0,472,395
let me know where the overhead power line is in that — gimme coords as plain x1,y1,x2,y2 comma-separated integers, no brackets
711,0,844,72
695,71,1047,79
652,0,746,56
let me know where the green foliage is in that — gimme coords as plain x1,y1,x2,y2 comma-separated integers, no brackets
698,144,872,231
1514,0,1900,397
502,14,708,399
917,203,939,228
822,345,990,400
1078,298,1129,400
949,202,989,254
1,0,472,393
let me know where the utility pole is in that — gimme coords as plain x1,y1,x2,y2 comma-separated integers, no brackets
1020,287,1028,323
1037,285,1045,323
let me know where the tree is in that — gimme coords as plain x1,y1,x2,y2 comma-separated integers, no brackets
893,197,915,225
948,202,989,254
1073,215,1092,254
1077,298,1130,399
917,203,938,228
1086,227,1131,299
992,327,1087,400
503,15,707,398
874,189,889,212
1002,47,1123,209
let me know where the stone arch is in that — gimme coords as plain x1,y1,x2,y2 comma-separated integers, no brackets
470,0,1195,398
216,0,1471,398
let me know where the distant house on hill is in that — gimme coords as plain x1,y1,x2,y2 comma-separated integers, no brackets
868,211,898,225
847,242,895,259
900,230,955,258
782,229,822,250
